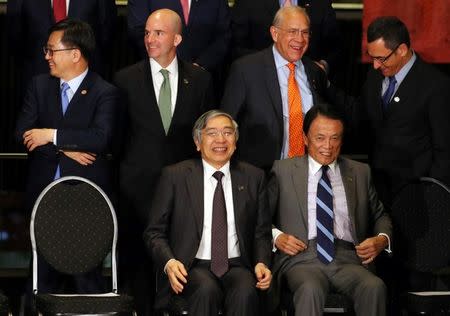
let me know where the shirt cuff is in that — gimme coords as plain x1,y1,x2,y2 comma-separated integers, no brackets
272,227,283,252
378,233,392,254
53,129,57,145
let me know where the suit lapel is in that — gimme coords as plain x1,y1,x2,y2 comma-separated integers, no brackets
64,71,94,117
338,158,357,240
263,48,284,135
186,160,204,238
169,60,190,135
292,157,309,231
50,77,63,121
230,162,247,236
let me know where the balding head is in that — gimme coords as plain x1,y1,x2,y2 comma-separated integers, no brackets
144,9,183,67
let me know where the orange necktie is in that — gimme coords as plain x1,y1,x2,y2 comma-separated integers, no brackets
287,62,305,157
53,0,67,22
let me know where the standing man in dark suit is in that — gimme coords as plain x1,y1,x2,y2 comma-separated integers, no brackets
222,6,330,171
114,8,214,316
144,110,272,315
268,105,392,316
127,0,231,73
231,0,341,75
15,18,119,293
328,16,450,206
7,0,117,83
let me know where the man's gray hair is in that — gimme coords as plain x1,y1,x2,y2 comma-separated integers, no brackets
192,110,239,143
272,5,310,28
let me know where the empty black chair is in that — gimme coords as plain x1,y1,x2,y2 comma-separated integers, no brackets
30,176,135,315
391,177,450,315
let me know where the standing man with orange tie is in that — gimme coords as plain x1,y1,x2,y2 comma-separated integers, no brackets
222,5,330,172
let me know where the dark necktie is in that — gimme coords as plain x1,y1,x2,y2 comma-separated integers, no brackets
54,82,70,180
211,171,228,277
53,0,67,22
316,165,335,264
382,76,397,110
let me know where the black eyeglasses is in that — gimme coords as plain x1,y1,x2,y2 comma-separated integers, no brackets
367,44,400,64
43,46,77,57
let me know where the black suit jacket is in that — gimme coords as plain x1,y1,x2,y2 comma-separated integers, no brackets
7,0,117,79
221,47,329,171
113,59,214,222
144,159,272,308
231,0,341,72
328,55,450,191
127,0,231,71
15,71,119,210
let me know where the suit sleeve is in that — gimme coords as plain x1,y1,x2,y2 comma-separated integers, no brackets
428,75,450,185
143,167,176,270
220,60,246,119
194,0,231,71
57,85,120,153
253,170,272,266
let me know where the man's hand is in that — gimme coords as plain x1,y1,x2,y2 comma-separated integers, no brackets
275,233,307,256
254,262,271,290
166,259,188,294
62,151,97,165
355,235,388,264
23,128,54,151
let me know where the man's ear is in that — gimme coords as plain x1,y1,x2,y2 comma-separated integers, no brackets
174,34,182,47
270,26,278,43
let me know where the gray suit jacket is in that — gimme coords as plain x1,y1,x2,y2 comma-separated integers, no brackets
268,155,392,293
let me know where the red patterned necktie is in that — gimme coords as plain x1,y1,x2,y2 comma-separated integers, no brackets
180,0,189,24
53,0,67,22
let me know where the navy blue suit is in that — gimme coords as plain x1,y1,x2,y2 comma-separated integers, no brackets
7,0,117,81
15,71,119,212
127,0,231,72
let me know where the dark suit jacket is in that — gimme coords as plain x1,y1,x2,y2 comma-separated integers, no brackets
221,47,329,171
113,58,214,222
231,0,341,72
127,0,231,71
328,55,450,192
7,0,117,79
267,155,392,307
15,71,119,210
144,159,272,308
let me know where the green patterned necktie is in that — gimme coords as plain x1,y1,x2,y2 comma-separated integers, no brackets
158,69,172,134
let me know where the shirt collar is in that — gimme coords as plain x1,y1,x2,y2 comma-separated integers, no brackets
60,68,88,93
308,155,338,176
150,56,178,76
202,159,231,180
272,45,304,71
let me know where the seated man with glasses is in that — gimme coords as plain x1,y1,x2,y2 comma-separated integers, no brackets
222,5,331,173
15,18,119,293
144,109,272,315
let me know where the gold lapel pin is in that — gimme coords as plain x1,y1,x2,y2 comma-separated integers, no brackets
81,89,87,95
183,78,189,84
238,185,245,191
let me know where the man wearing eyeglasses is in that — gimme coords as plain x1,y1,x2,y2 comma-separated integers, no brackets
221,5,331,172
15,19,119,294
329,16,450,207
144,110,272,315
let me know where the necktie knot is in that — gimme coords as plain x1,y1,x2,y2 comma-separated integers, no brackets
287,62,296,72
382,76,397,109
213,171,224,182
388,76,397,85
160,69,170,80
61,82,70,94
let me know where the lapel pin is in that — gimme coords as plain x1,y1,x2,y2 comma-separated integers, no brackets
347,177,353,182
81,89,87,95
394,97,400,102
238,185,244,191
183,78,189,84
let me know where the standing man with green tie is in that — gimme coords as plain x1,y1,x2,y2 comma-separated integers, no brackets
113,8,214,316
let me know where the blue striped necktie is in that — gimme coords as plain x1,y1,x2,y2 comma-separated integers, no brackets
382,76,397,110
316,165,335,264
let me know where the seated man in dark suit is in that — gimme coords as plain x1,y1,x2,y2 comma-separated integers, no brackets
144,110,272,315
15,18,119,293
268,104,392,316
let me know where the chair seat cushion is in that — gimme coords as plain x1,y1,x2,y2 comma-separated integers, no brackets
36,293,134,315
406,292,450,313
